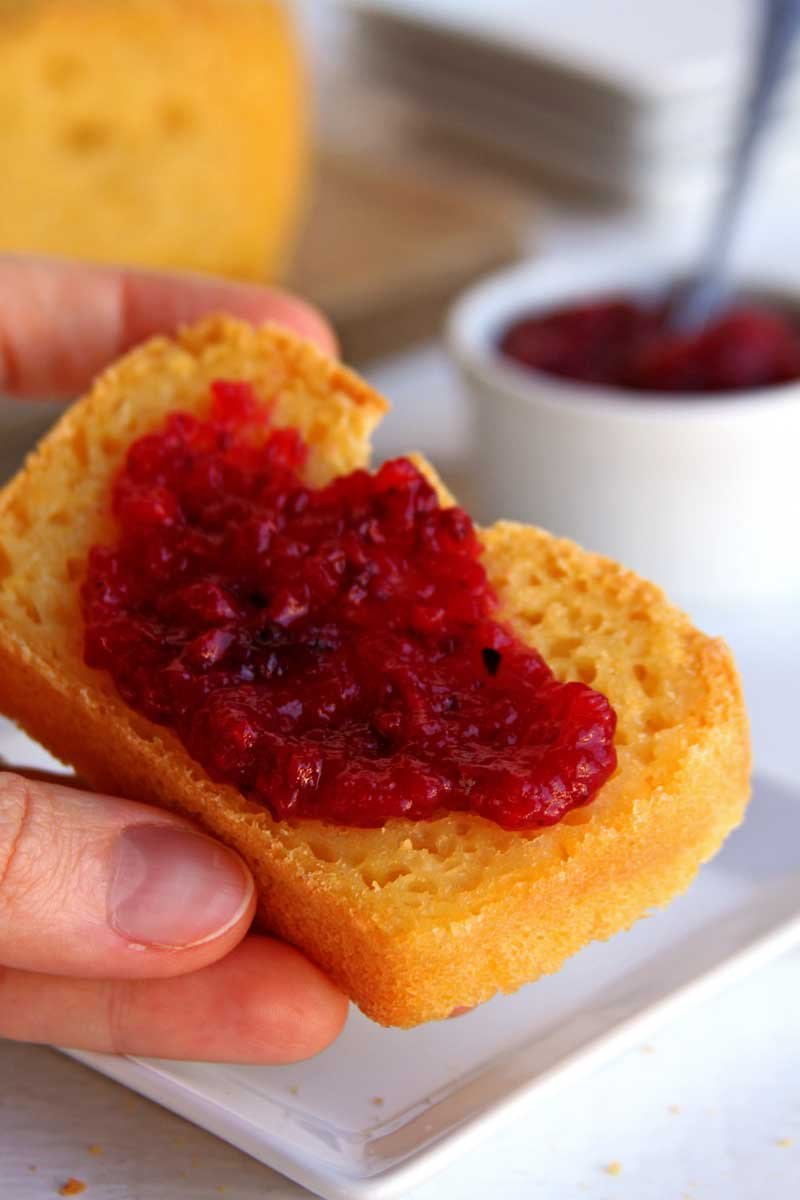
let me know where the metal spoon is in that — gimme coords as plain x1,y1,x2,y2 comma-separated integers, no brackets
670,0,800,331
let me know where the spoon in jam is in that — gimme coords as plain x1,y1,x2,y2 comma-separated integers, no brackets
670,0,800,331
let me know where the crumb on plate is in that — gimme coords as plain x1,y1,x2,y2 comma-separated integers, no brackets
605,1161,623,1176
58,1180,86,1196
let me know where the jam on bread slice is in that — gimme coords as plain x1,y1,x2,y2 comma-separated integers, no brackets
81,379,618,831
0,318,750,1027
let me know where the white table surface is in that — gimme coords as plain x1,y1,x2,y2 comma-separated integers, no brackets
4,327,800,1199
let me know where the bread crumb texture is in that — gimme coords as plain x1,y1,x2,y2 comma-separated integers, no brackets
0,317,751,1026
0,0,307,279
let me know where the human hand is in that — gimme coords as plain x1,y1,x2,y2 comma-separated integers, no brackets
0,256,347,1062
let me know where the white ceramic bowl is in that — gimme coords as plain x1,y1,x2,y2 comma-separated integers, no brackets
447,251,800,604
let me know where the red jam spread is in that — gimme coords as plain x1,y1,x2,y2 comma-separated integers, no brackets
82,381,617,830
499,297,800,393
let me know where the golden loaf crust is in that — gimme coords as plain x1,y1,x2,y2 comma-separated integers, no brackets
0,318,751,1026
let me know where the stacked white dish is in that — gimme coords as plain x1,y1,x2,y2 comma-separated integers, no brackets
344,0,800,208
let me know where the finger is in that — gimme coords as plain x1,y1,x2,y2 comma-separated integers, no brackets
0,255,336,399
0,936,348,1064
0,772,256,979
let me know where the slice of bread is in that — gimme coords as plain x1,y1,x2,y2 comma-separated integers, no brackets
0,318,750,1027
0,0,307,280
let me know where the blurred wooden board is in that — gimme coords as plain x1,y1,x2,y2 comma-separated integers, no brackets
286,148,527,363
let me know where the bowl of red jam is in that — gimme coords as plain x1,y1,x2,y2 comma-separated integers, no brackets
448,251,800,603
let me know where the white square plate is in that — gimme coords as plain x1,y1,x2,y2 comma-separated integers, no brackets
42,759,800,1199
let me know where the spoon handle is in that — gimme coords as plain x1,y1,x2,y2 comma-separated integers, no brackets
673,0,800,330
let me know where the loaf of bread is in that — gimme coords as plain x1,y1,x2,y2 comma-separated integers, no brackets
0,318,750,1027
0,0,307,279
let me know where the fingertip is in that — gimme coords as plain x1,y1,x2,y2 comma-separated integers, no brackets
234,938,349,1063
253,292,339,359
299,970,350,1059
120,269,339,360
287,992,349,1063
0,257,338,400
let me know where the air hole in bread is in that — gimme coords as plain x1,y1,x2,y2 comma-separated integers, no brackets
646,710,674,735
381,867,413,886
403,878,435,895
61,118,114,154
521,610,544,627
633,663,659,698
575,656,597,685
544,557,568,581
48,510,71,528
100,436,122,458
158,98,197,137
42,53,86,91
16,592,41,625
550,636,581,659
0,544,11,584
432,833,461,856
305,839,339,864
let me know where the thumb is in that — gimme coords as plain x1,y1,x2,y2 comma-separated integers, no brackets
0,772,255,979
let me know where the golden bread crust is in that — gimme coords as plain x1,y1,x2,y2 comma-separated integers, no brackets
0,317,750,1026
